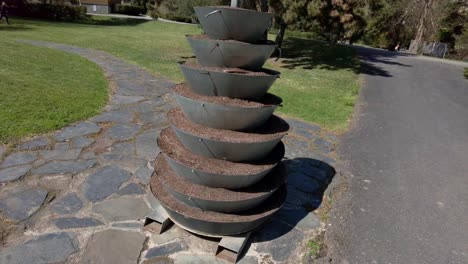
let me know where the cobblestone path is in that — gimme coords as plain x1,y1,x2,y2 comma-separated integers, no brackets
0,40,338,264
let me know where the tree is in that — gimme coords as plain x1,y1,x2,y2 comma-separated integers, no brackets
408,0,434,53
437,0,466,52
268,0,366,43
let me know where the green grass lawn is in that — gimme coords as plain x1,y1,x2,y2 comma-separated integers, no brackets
1,16,359,139
0,37,107,143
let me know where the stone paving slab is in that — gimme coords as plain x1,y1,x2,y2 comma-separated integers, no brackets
0,232,79,264
0,40,340,264
0,187,48,222
0,165,31,183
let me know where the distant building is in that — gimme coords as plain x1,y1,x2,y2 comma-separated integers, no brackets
80,0,120,14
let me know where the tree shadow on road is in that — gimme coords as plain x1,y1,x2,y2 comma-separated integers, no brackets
279,37,412,78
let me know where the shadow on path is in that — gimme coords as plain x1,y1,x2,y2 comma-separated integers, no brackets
238,157,336,262
280,37,413,78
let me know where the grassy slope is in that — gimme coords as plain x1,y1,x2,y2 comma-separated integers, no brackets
0,37,107,143
2,17,359,132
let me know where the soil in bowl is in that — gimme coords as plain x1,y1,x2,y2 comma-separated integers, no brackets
151,174,287,222
158,128,285,176
168,108,289,143
155,154,287,202
172,83,282,108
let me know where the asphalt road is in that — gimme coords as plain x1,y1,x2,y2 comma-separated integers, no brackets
327,48,468,264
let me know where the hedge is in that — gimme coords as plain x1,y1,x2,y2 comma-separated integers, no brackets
114,4,144,16
11,4,87,21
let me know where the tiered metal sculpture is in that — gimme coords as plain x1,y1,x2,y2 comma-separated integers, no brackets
150,5,289,260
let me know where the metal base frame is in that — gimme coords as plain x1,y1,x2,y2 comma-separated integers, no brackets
145,206,252,263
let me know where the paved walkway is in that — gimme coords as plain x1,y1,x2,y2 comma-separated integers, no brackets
87,13,154,21
0,40,338,264
327,47,468,263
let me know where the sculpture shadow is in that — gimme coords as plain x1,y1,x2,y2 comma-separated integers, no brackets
238,157,336,261
279,37,412,78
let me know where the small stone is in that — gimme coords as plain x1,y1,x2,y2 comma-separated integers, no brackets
139,111,167,124
143,257,174,264
39,175,72,190
0,188,48,221
0,165,31,183
254,219,305,262
136,132,159,160
275,208,321,230
35,159,96,175
118,183,146,196
111,222,143,230
287,119,321,132
173,254,257,264
150,226,188,245
136,166,153,184
71,137,95,148
81,229,146,264
0,145,5,158
115,79,148,96
295,129,317,140
285,185,321,210
238,256,259,264
174,254,224,264
82,151,96,160
288,172,322,193
105,123,141,140
99,154,147,173
82,165,131,202
52,193,83,215
40,149,82,160
325,133,339,143
54,142,69,150
91,110,134,123
313,138,334,153
113,94,145,104
0,232,79,264
17,137,48,150
286,138,309,149
33,159,47,167
145,241,187,259
110,142,135,156
54,122,101,141
53,217,103,229
92,197,149,221
1,152,37,168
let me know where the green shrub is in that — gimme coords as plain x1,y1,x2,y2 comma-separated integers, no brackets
156,0,229,23
114,4,144,16
12,4,87,21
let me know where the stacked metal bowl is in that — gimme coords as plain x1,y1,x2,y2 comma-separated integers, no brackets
151,6,288,237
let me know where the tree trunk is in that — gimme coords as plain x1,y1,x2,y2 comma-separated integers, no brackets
408,0,433,54
275,18,287,49
260,0,268,12
239,0,256,10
